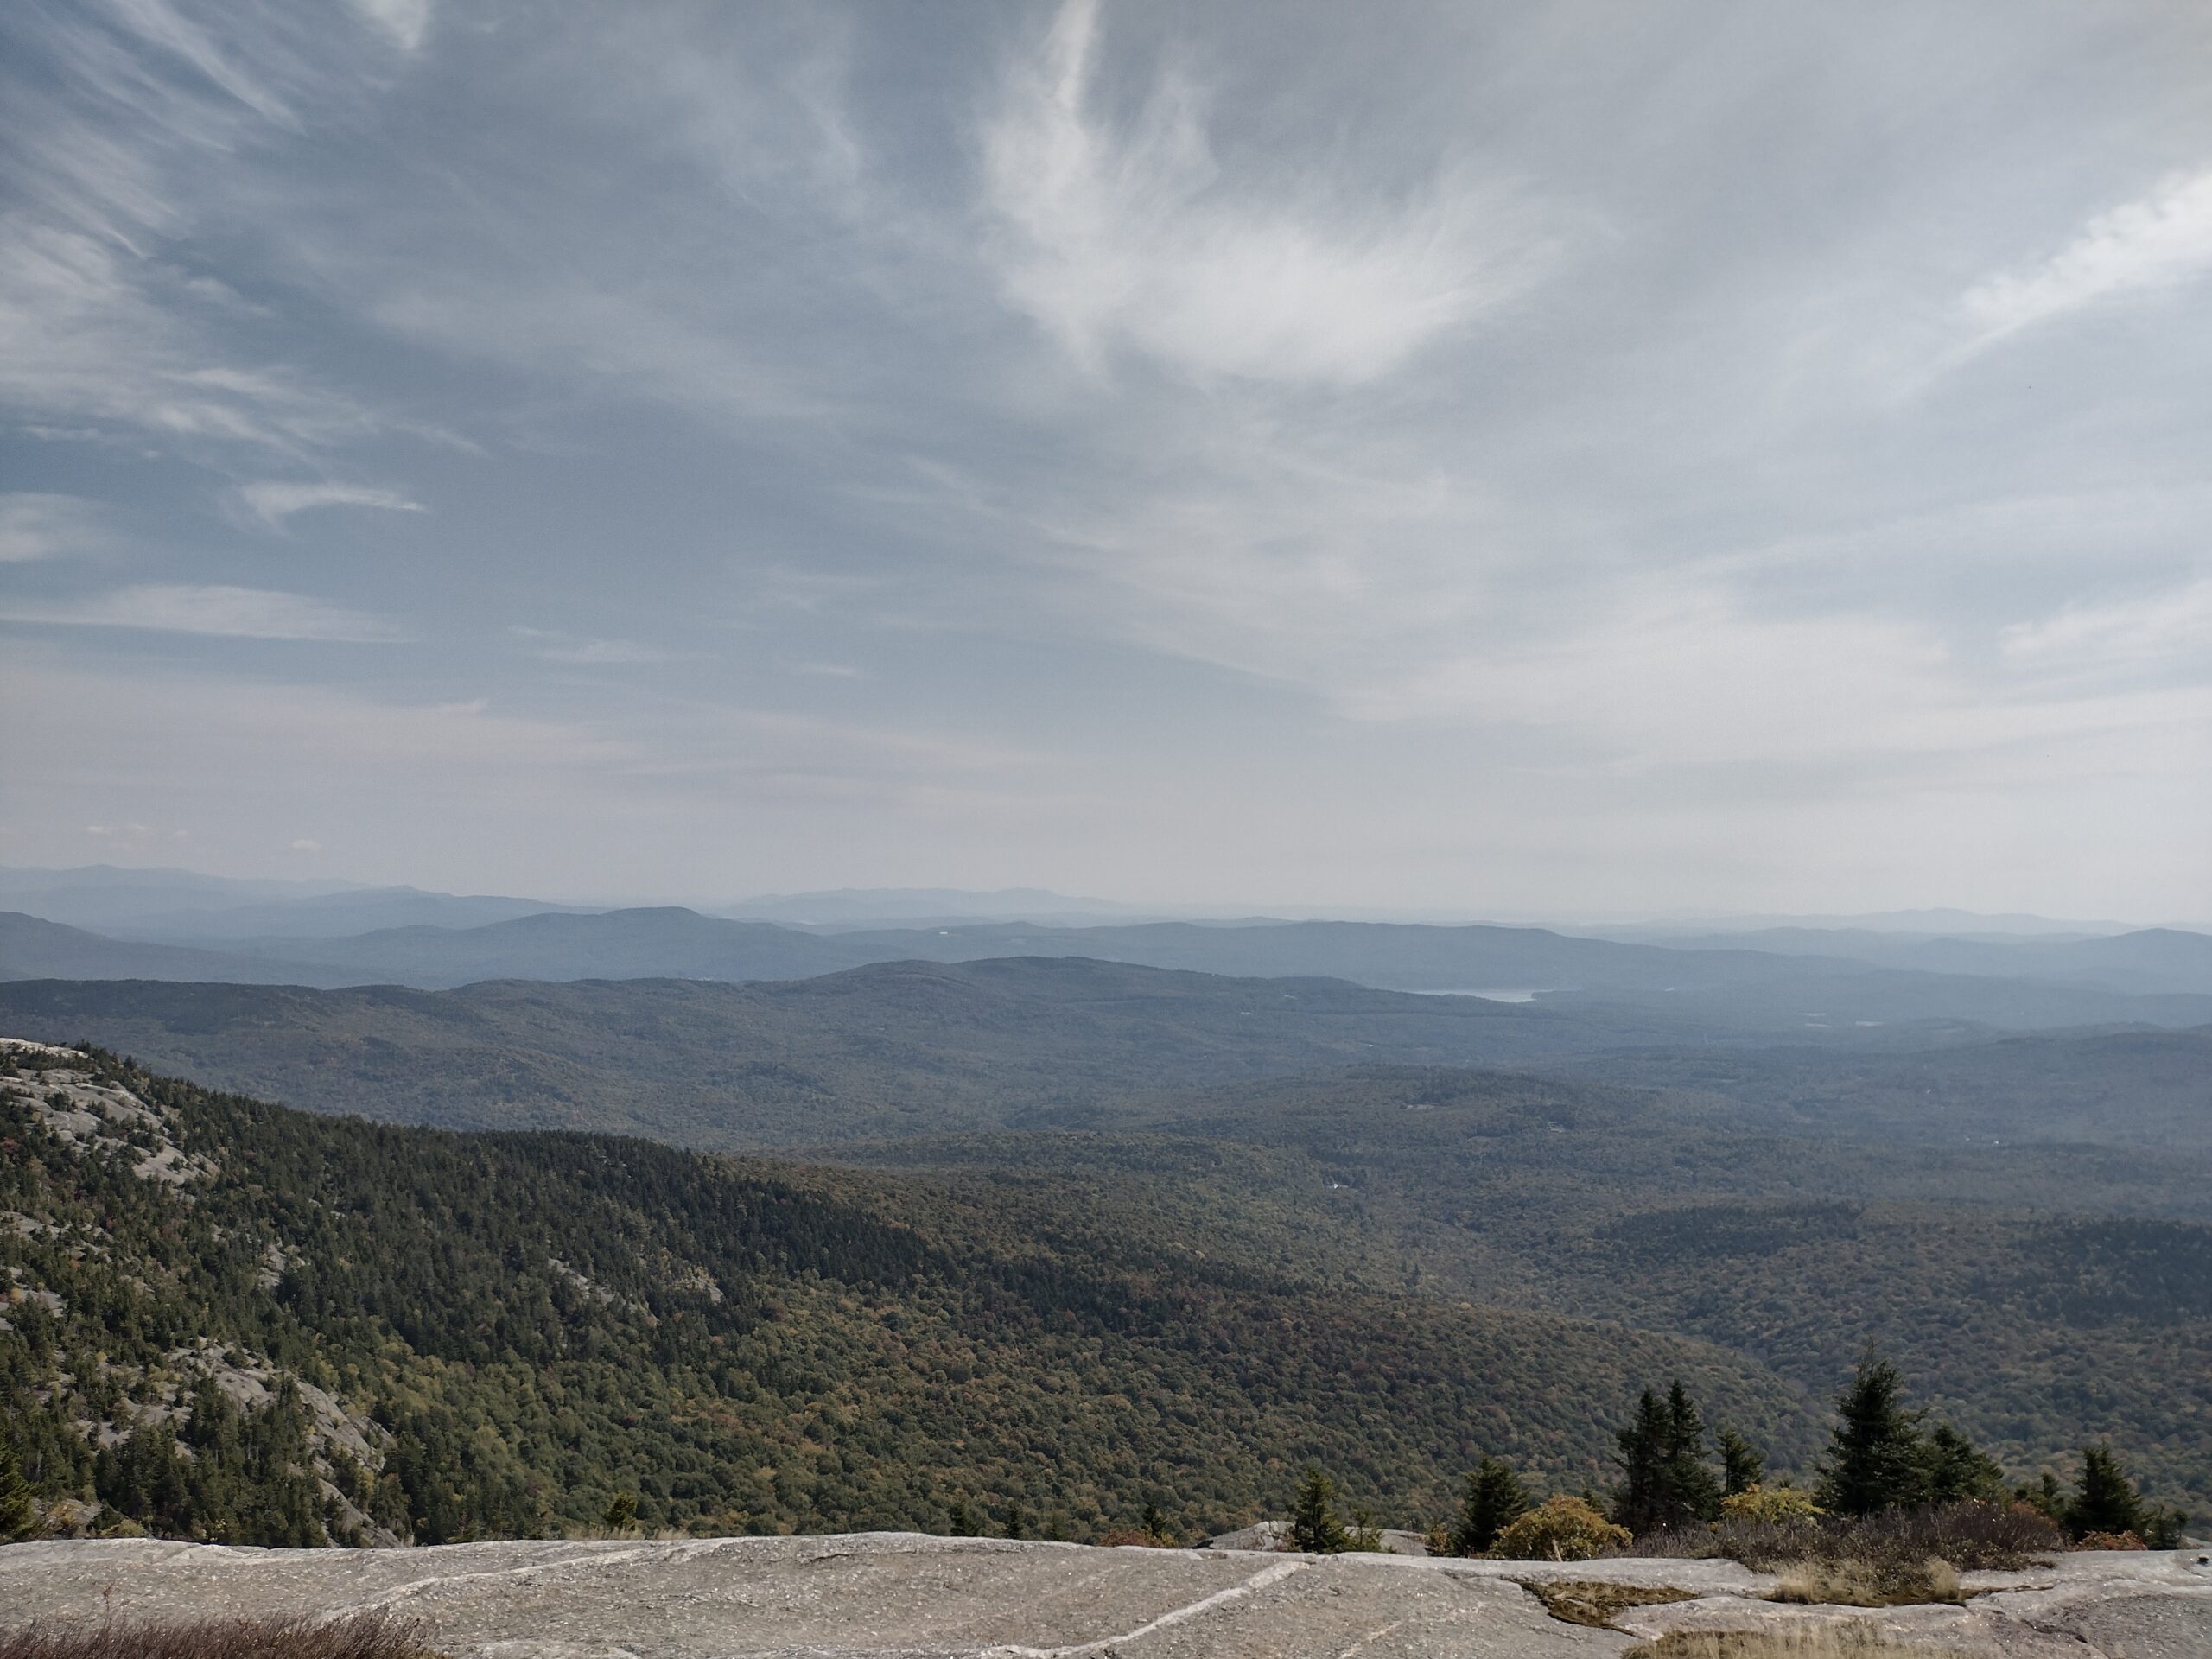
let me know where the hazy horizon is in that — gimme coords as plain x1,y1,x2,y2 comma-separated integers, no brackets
4,2,2208,917
4,858,2201,935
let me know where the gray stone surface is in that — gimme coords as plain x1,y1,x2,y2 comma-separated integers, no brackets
2,1536,2207,1658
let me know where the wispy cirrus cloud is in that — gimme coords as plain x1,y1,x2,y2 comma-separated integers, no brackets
2001,577,2212,673
1962,167,2212,345
980,0,1548,386
238,480,423,525
510,626,666,665
0,221,378,451
0,3,388,454
0,493,106,562
349,0,430,53
1,582,405,641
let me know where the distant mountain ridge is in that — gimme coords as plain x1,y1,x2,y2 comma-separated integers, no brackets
1623,925,2212,997
4,963,2209,1156
6,905,2211,1034
720,886,1147,928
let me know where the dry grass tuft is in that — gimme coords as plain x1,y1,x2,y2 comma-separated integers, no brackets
0,1612,436,1659
1770,1556,1960,1609
1515,1579,1700,1630
1623,1628,1959,1658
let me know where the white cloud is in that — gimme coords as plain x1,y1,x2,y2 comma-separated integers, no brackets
238,480,423,525
0,494,105,562
980,0,1543,385
350,0,430,52
1335,578,2212,796
0,218,379,451
1962,167,2212,343
104,0,300,128
2001,577,2212,671
0,7,391,456
509,626,666,665
1,583,406,641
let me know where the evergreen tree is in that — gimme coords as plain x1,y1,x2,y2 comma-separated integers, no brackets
1662,1381,1722,1523
2142,1506,2189,1551
1002,1502,1027,1541
1717,1427,1764,1497
2066,1445,2146,1541
1922,1422,2005,1504
1614,1387,1669,1533
1344,1503,1384,1553
1817,1355,1927,1516
1615,1380,1719,1534
2016,1471,2065,1521
1288,1466,1348,1554
1448,1455,1529,1556
946,1500,975,1537
0,1440,35,1543
1141,1500,1170,1544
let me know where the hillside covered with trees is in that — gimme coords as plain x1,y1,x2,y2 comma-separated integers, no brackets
3,1043,1826,1545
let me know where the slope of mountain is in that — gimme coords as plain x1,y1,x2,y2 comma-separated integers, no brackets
720,886,1147,927
837,1064,2212,1509
0,912,342,986
1644,925,2212,998
0,865,365,931
1567,1027,2212,1152
231,906,857,985
0,1041,1822,1545
124,888,597,943
0,963,1614,1145
5,965,2206,1157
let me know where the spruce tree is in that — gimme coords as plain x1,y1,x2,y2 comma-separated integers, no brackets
1662,1381,1722,1523
0,1441,35,1543
1003,1502,1027,1541
1817,1355,1927,1516
1448,1455,1529,1556
1289,1466,1349,1554
1717,1427,1764,1497
1616,1381,1719,1534
1613,1386,1669,1533
1923,1423,2004,1504
2066,1445,2146,1541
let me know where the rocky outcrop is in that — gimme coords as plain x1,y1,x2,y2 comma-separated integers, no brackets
3,1535,2208,1657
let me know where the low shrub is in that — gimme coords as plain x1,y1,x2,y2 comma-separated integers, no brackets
1490,1494,1633,1561
0,1612,434,1659
1723,1488,1822,1524
2075,1530,2146,1551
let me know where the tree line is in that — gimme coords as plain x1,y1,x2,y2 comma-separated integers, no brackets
1286,1355,2189,1558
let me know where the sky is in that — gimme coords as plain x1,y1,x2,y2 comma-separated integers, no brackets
2,0,2209,919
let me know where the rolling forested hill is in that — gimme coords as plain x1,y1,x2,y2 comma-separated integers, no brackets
3,966,2204,1156
9,906,2209,1033
976,1064,2212,1508
1,1042,1824,1546
0,964,1690,1146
